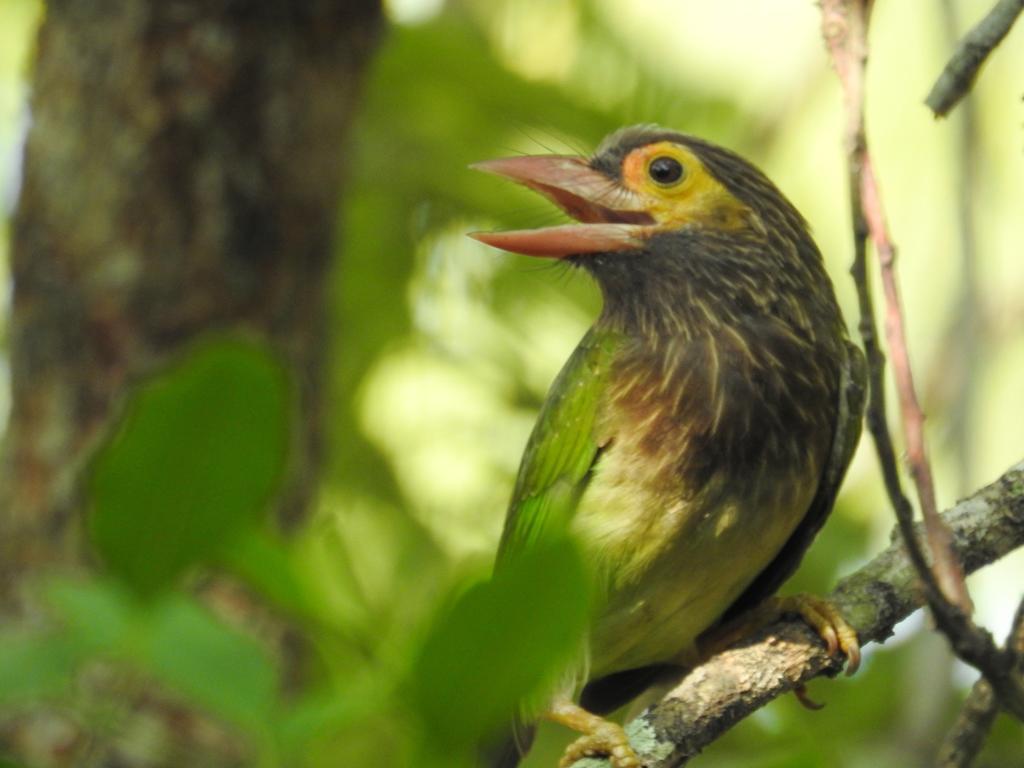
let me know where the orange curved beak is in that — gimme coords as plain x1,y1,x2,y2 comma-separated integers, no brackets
468,155,654,258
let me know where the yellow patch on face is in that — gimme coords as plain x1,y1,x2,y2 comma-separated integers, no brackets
620,141,757,232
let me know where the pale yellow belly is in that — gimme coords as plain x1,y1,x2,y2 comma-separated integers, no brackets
571,449,817,679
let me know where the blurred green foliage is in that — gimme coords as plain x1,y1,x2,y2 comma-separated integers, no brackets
409,536,590,762
1,0,1023,767
89,339,289,595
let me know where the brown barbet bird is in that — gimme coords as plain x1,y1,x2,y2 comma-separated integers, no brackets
471,125,866,768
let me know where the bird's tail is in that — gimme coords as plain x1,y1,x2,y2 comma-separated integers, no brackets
479,718,536,768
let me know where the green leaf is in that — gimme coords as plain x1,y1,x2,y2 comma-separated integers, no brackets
44,577,135,651
407,536,591,753
88,337,290,594
143,594,277,732
3,578,279,735
275,677,384,754
0,578,135,705
0,632,86,704
217,526,311,621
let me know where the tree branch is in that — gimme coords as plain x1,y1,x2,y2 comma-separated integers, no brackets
925,0,1024,118
936,679,998,768
568,460,1024,767
936,596,1024,766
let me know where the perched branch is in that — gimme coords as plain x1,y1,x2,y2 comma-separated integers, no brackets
567,461,1024,767
925,0,1024,117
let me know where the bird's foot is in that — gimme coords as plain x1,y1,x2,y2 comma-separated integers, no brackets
775,593,861,675
698,593,860,676
545,700,643,768
793,683,825,710
560,726,642,768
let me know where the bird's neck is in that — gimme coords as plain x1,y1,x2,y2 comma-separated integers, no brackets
591,268,843,496
585,229,842,348
584,231,847,471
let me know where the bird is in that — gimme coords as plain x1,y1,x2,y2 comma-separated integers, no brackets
470,125,866,768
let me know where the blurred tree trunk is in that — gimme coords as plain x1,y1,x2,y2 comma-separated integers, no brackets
1,0,381,586
0,0,381,762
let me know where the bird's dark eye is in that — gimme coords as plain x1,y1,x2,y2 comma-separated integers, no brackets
648,156,684,185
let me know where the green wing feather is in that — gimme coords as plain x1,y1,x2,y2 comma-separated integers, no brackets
496,327,622,567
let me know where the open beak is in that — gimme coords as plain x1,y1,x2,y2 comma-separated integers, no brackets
468,155,655,258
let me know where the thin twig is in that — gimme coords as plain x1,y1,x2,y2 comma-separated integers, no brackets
938,0,982,498
936,596,1024,766
860,152,972,613
821,0,968,613
936,679,998,768
925,0,1024,117
568,461,1024,768
1008,594,1024,682
1011,595,1024,655
820,0,1024,724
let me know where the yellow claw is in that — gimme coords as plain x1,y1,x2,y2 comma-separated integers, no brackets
546,700,644,768
776,593,861,675
697,593,861,677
